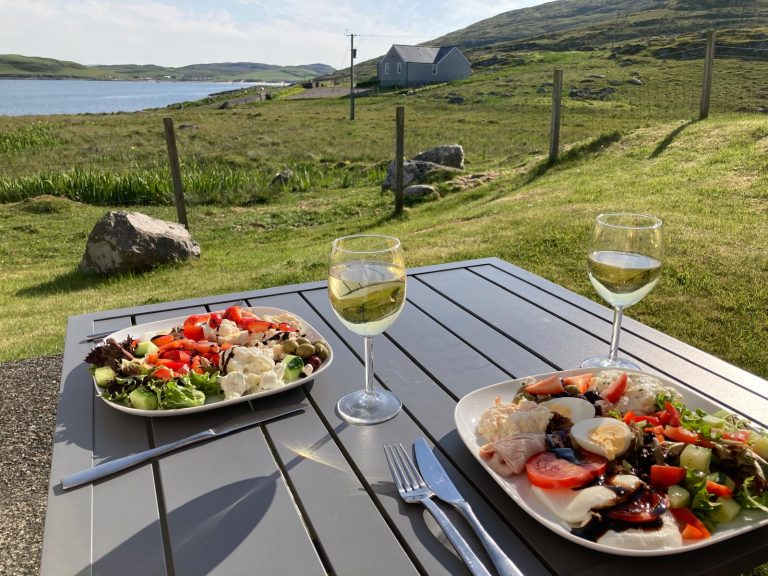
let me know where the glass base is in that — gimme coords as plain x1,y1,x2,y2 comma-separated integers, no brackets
580,355,641,371
337,389,401,425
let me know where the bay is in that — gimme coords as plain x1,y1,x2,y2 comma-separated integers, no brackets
0,79,267,116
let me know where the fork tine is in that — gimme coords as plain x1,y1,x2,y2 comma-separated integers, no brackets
383,445,405,492
394,443,424,490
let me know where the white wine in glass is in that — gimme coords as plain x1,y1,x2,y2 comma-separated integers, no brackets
581,213,664,370
329,234,406,424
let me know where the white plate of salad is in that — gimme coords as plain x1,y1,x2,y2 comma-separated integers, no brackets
85,306,333,417
455,368,768,556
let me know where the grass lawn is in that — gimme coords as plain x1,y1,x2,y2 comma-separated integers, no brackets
1,114,766,386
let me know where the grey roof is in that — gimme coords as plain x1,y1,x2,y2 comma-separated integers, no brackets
391,45,459,64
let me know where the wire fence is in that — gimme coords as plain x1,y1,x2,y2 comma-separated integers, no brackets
0,42,766,207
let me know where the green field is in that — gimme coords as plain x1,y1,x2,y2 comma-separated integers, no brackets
0,48,767,395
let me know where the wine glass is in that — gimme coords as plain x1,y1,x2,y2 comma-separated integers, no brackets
328,234,406,424
580,213,664,370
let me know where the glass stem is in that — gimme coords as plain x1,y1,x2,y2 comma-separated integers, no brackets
608,306,624,362
364,336,375,397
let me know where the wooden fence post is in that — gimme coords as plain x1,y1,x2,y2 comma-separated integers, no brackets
163,117,189,229
700,30,716,120
394,106,405,215
549,69,564,164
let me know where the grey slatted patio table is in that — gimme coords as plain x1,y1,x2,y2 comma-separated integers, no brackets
41,257,768,576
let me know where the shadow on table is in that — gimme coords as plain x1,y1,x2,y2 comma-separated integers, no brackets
70,476,276,576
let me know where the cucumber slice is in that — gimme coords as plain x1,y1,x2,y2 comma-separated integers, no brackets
752,437,768,460
94,366,116,387
129,387,159,410
710,497,741,524
667,485,690,508
134,340,159,358
283,354,304,383
680,444,711,472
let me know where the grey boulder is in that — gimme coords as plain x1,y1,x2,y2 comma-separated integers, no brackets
404,185,439,203
381,160,462,192
412,144,465,169
79,211,200,275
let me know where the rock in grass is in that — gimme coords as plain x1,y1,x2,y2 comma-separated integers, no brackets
79,211,200,275
381,160,462,192
404,185,439,204
412,144,465,169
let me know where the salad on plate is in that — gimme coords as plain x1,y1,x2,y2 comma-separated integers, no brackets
85,305,331,413
473,370,768,551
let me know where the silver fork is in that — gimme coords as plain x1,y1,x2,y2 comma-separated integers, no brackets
384,444,492,576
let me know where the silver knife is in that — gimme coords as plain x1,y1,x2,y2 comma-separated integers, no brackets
61,404,306,490
415,437,524,576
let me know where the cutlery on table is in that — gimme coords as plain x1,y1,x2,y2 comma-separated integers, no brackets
384,443,493,576
61,403,306,490
415,437,525,576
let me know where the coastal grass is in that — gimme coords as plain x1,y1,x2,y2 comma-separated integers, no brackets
1,115,767,386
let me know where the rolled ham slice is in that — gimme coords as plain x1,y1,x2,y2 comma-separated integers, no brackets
479,433,546,476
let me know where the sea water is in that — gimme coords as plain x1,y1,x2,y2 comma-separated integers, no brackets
0,79,265,116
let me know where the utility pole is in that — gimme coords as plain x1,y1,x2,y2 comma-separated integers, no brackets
348,33,356,120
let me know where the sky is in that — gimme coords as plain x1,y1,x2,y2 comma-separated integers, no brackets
0,0,550,69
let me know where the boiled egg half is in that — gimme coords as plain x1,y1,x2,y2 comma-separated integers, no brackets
570,417,633,460
540,397,595,423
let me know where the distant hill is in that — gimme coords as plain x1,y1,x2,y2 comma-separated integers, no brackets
0,54,334,82
343,0,768,80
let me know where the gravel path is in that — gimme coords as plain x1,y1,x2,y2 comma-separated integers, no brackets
0,355,62,576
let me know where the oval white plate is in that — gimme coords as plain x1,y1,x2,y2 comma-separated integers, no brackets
454,368,768,556
91,306,332,417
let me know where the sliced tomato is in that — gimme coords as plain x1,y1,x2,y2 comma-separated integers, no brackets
152,365,175,380
664,425,700,444
240,318,277,333
183,324,205,340
524,375,565,396
650,465,686,488
160,350,191,364
624,412,662,426
654,410,672,426
670,507,711,539
223,305,244,324
600,372,627,403
563,373,593,393
664,402,682,427
154,359,185,371
525,451,606,489
721,430,750,443
705,480,733,498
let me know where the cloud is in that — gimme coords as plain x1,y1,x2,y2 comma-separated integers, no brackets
0,0,546,67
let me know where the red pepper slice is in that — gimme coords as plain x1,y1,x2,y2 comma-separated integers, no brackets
663,425,700,444
665,401,681,427
705,480,733,498
183,324,205,341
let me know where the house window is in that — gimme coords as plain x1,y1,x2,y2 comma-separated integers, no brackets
396,62,402,74
384,62,389,75
432,64,438,75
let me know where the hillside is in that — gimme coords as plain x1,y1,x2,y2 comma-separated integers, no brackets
344,0,768,81
0,54,334,82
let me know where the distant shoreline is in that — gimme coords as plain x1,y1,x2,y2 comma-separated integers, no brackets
0,75,285,84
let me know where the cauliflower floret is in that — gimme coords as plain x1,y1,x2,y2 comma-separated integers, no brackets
477,397,553,442
225,346,275,375
216,319,250,346
256,364,286,392
220,371,259,400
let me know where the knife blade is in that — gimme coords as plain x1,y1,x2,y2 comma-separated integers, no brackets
414,437,524,576
61,404,306,490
